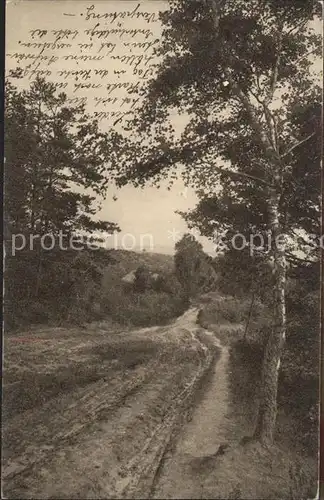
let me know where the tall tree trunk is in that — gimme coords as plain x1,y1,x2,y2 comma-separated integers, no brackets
254,191,286,445
208,0,287,445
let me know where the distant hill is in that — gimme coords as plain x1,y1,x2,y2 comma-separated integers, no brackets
102,249,174,288
110,249,174,271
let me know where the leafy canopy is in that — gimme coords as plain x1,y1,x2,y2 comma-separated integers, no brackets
115,0,321,254
5,73,122,237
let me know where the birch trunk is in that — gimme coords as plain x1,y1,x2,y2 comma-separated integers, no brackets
208,0,287,444
254,190,287,444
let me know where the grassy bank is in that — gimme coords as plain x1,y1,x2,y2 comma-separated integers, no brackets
197,292,319,498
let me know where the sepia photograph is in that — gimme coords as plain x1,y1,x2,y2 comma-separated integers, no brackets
3,0,323,498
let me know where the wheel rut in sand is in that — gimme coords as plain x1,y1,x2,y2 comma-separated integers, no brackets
152,334,231,499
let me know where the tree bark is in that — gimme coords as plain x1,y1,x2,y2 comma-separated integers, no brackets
254,191,286,445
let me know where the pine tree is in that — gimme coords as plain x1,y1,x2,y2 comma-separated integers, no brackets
4,74,122,326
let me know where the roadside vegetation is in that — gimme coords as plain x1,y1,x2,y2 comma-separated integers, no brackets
197,254,319,497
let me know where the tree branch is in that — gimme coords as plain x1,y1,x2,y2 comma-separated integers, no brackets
249,88,265,107
286,19,308,36
223,68,282,179
281,132,316,159
204,161,273,187
208,0,222,30
286,253,317,265
208,0,283,184
264,26,283,106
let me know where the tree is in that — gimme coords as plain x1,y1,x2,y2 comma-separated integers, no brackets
154,271,184,296
5,73,120,238
175,233,217,298
4,74,121,326
134,265,151,292
114,0,321,444
175,234,204,297
214,247,273,302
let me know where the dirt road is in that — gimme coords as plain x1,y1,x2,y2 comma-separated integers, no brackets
3,308,220,499
152,332,230,498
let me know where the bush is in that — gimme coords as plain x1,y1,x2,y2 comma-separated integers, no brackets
5,248,107,330
199,296,263,326
101,287,188,327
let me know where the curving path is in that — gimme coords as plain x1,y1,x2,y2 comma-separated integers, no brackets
152,327,231,499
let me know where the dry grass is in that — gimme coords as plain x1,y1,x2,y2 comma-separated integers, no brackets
3,311,218,499
194,294,319,499
4,293,319,499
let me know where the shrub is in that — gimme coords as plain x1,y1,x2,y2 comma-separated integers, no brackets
199,296,263,326
102,288,188,327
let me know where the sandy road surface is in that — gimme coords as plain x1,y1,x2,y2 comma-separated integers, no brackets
152,332,230,499
3,309,219,499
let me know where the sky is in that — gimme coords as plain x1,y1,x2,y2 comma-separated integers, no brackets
6,1,322,255
6,0,217,255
